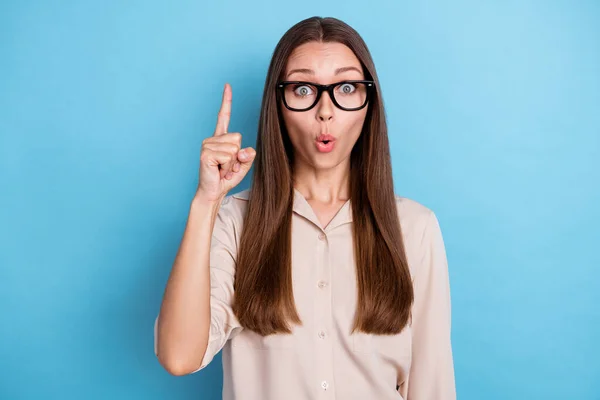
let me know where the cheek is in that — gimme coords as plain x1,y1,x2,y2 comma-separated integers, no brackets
343,111,368,141
282,109,315,140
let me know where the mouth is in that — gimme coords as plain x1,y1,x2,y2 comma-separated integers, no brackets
316,133,336,142
315,135,336,153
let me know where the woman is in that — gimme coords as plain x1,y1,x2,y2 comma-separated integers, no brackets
155,16,456,400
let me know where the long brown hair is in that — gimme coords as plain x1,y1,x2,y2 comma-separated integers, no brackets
232,16,413,336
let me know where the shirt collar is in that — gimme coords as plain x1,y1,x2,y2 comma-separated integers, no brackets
232,188,353,231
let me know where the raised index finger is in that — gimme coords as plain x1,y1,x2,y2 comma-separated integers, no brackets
214,83,232,136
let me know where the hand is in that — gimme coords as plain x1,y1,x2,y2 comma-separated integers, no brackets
195,83,256,203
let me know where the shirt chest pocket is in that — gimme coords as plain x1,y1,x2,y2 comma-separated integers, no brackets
231,328,295,350
351,327,412,361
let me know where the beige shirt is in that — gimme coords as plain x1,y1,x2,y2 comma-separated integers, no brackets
154,188,456,400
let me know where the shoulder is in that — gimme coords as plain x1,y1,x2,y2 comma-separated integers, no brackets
208,189,251,251
393,194,444,265
393,194,447,278
393,194,436,239
215,188,250,224
230,188,250,201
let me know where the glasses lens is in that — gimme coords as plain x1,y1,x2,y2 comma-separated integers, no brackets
333,82,369,109
283,83,318,110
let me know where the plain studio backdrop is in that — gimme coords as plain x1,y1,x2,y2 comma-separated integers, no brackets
1,1,599,399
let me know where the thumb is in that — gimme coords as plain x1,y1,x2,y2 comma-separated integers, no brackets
226,147,256,188
237,147,256,169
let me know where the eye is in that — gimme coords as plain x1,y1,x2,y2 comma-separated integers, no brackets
337,83,357,95
293,85,314,97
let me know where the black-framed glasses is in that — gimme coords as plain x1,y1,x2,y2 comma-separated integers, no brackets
277,80,375,112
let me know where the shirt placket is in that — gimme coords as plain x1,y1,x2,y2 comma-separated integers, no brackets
314,228,336,399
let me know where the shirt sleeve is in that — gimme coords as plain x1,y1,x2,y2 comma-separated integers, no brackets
154,196,243,373
405,210,456,399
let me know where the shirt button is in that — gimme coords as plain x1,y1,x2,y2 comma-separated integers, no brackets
321,381,329,390
318,330,326,339
318,233,326,241
317,280,328,289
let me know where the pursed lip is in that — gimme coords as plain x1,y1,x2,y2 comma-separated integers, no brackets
316,133,336,142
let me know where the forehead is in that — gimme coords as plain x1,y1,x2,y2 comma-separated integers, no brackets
285,41,363,79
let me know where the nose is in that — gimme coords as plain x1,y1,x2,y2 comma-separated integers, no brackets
316,91,334,122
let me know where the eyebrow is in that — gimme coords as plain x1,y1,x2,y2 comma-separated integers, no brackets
286,66,362,79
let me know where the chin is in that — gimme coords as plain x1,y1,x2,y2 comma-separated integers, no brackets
311,156,342,170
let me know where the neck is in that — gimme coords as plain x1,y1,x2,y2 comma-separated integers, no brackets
292,159,351,204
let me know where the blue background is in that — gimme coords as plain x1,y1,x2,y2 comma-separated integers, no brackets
1,1,599,399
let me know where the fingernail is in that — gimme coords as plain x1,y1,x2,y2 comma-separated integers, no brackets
239,149,247,160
